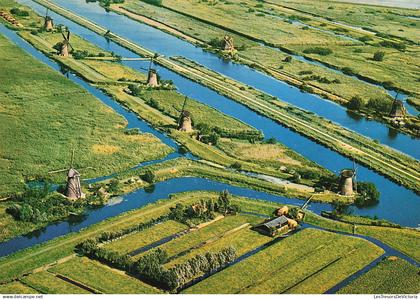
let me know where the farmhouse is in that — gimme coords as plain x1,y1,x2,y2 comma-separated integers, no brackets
253,215,290,236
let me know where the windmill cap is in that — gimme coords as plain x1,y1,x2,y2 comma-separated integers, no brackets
340,169,354,177
68,168,80,177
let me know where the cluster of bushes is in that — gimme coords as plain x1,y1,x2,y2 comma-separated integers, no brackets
10,8,29,17
303,47,333,56
168,190,240,225
140,0,162,6
87,0,125,7
6,185,86,223
372,51,385,61
302,75,340,84
208,37,224,49
77,238,236,291
378,40,406,51
354,181,380,207
71,50,107,60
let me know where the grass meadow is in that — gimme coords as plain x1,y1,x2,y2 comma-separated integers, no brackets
338,257,420,294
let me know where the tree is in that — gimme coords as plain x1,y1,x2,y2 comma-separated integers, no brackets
331,199,350,219
347,96,364,110
373,51,385,61
142,170,155,184
355,182,380,207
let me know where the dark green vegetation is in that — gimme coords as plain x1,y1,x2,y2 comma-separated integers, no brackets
338,257,420,294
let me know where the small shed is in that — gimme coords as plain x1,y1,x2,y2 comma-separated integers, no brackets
253,216,289,236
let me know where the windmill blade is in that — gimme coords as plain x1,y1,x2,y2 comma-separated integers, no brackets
45,8,49,17
68,42,74,51
61,32,67,40
67,31,70,41
77,166,94,172
48,168,69,174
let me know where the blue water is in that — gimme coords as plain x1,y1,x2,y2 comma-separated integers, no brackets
28,0,420,160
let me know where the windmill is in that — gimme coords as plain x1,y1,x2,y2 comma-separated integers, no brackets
176,97,193,132
59,30,73,57
48,150,91,199
389,92,406,118
223,35,235,52
338,163,356,196
138,54,160,87
44,8,53,31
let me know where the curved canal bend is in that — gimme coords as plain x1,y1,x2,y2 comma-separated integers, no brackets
12,1,420,226
27,0,420,159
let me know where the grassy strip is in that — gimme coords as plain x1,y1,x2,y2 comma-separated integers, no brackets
144,214,259,259
0,281,39,294
165,225,271,268
182,228,383,293
49,257,160,294
104,220,188,254
337,257,420,294
20,271,90,294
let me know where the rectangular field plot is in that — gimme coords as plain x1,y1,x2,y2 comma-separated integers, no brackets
165,225,271,267
0,281,38,294
49,257,160,294
20,271,90,294
135,214,260,260
183,228,384,294
338,257,420,294
104,220,188,254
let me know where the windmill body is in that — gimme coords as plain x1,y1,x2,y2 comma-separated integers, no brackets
44,16,53,31
223,35,235,51
147,68,159,87
389,99,406,118
66,168,84,199
339,169,355,196
178,110,193,132
60,31,73,57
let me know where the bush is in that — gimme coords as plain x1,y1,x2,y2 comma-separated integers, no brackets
358,36,372,43
355,182,380,207
142,170,156,184
347,96,364,110
283,56,292,62
342,67,355,76
373,51,385,61
378,40,406,51
230,162,242,170
127,84,141,96
303,47,333,56
10,8,29,16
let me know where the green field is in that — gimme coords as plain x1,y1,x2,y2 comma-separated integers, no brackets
0,281,38,294
338,257,420,294
49,257,161,294
142,214,261,259
0,31,171,197
183,228,384,294
104,220,188,254
20,271,90,294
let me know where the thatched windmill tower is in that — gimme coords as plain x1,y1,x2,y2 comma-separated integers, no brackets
223,35,235,52
49,150,87,200
177,97,193,132
44,8,53,31
339,169,355,196
178,110,193,132
389,96,406,118
59,30,73,57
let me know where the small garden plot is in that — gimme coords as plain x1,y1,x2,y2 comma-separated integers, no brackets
136,214,259,260
165,225,272,268
20,271,90,294
183,228,383,294
104,220,188,254
338,257,420,294
0,281,38,294
49,257,160,294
